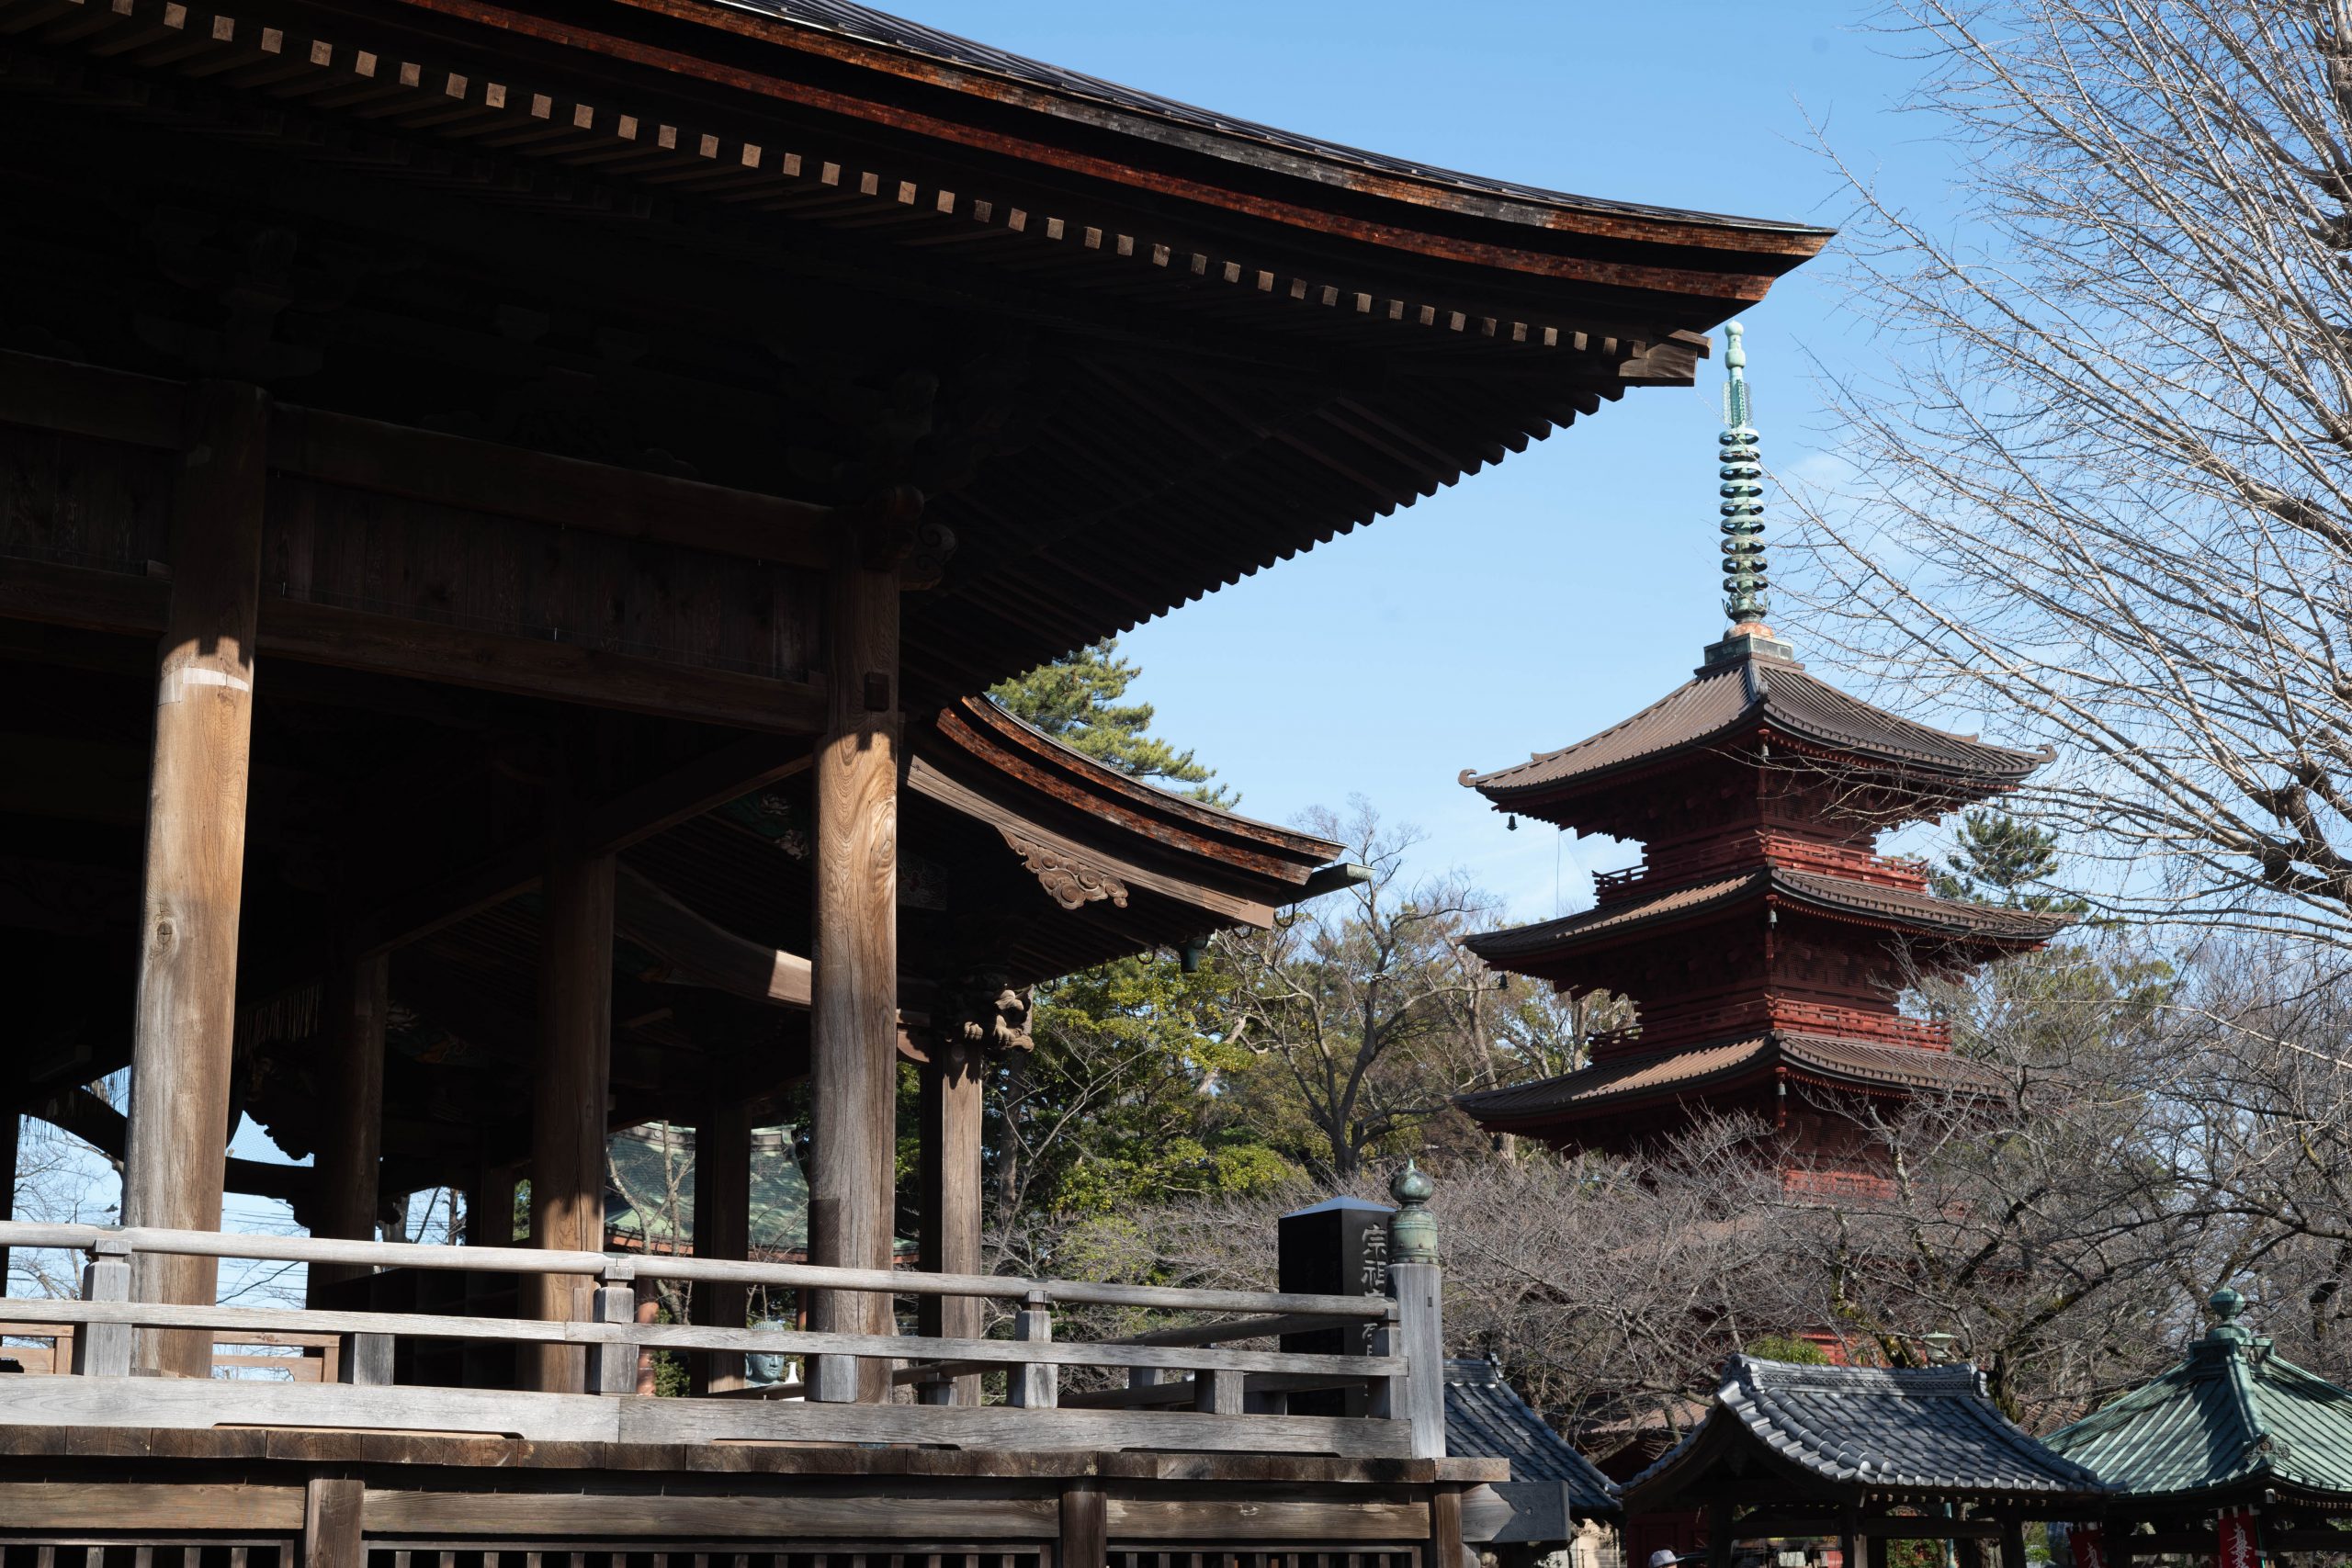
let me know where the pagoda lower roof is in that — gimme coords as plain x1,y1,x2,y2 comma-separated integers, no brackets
1461,649,2050,810
1464,866,2066,968
1456,1032,2003,1131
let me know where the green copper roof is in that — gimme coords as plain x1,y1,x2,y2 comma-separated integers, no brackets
2046,1290,2352,1504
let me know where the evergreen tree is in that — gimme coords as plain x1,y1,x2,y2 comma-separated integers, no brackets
1929,809,2088,915
989,639,1229,806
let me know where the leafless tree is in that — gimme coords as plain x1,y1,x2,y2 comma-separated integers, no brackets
1783,0,2352,942
1215,799,1499,1179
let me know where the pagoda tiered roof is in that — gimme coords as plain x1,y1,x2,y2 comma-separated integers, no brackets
1457,1032,2007,1133
1462,649,2049,827
1465,866,2064,970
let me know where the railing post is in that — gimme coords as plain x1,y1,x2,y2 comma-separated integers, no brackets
584,1260,638,1396
339,1332,394,1386
1384,1160,1446,1460
71,1237,131,1377
1008,1289,1056,1409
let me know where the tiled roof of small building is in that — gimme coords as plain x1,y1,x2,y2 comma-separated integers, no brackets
1444,1359,1620,1516
1623,1356,2106,1510
1457,1034,2004,1128
1462,652,2048,805
1464,868,2064,965
2045,1292,2352,1505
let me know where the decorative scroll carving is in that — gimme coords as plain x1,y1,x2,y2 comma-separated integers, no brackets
1001,828,1128,911
936,969,1035,1055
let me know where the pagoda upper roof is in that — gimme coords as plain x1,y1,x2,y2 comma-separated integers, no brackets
2045,1293,2352,1506
1464,866,2066,968
1462,650,2051,813
1457,1032,2005,1132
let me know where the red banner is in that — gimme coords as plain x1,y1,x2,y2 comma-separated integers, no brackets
2218,1508,2262,1568
2069,1525,2108,1568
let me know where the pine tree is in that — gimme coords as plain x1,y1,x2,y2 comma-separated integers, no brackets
988,639,1229,806
1928,810,2087,915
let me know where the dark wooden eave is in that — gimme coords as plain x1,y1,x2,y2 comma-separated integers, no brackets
0,0,1828,705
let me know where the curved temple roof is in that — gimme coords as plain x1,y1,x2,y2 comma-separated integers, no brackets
1464,650,2051,816
1464,865,2065,968
713,0,1834,242
1455,1032,2005,1131
1623,1355,2106,1511
2046,1292,2352,1506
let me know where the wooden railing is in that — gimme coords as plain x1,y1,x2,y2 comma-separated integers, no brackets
0,1222,1443,1459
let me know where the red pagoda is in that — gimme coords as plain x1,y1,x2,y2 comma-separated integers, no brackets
1455,323,2064,1183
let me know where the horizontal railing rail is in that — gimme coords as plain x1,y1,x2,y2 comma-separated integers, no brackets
0,1220,1441,1459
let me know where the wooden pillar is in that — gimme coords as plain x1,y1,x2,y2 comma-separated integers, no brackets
0,1109,17,1292
1708,1499,1736,1568
691,1082,753,1394
808,544,900,1402
1058,1478,1106,1568
917,1040,983,1404
1430,1483,1466,1568
122,380,269,1378
466,1160,516,1247
1839,1506,1859,1568
1868,1533,1891,1568
525,830,615,1393
2000,1521,2028,1568
308,953,390,1304
303,1478,365,1568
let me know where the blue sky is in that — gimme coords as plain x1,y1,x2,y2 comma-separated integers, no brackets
896,0,1956,922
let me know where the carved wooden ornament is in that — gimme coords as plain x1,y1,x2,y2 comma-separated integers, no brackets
1000,828,1129,910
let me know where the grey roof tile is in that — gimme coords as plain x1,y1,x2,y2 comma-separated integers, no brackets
1445,1359,1619,1515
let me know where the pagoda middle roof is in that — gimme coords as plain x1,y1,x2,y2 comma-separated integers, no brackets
1463,650,2051,807
1457,1032,2005,1130
1464,866,2067,966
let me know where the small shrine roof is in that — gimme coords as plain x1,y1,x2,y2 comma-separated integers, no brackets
1443,1359,1620,1517
1456,1032,2004,1130
1464,867,2065,967
2045,1292,2352,1506
1461,651,2050,809
1622,1356,2106,1511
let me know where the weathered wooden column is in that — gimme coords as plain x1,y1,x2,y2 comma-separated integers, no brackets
917,1039,983,1404
808,530,901,1402
121,380,269,1378
307,953,390,1304
691,1077,753,1394
526,822,616,1393
0,1108,17,1291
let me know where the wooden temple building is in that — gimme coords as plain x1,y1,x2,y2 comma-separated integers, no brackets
1454,326,2065,1180
0,0,1828,1562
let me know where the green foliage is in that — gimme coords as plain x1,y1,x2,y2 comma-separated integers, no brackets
1930,810,2089,914
994,952,1301,1219
988,638,1231,806
1744,1334,1832,1365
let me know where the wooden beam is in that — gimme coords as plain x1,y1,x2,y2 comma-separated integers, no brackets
690,1065,753,1396
29,1089,311,1204
917,1041,984,1405
808,540,901,1404
269,404,836,568
123,380,269,1378
0,559,828,735
309,953,389,1303
616,863,811,1008
527,818,616,1393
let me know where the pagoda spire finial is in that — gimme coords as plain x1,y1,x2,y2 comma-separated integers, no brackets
1718,320,1770,632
